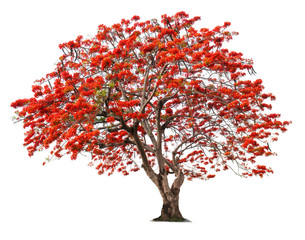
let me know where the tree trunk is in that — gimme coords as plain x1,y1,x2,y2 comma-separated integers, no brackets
152,170,188,222
156,191,183,221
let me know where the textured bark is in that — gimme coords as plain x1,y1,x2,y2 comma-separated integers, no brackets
153,170,186,222
132,112,187,221
158,192,183,221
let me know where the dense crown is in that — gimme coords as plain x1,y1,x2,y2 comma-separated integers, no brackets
11,12,290,180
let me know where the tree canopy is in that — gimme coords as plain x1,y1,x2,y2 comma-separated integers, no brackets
11,11,290,182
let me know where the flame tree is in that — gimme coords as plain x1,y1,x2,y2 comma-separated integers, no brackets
11,12,290,221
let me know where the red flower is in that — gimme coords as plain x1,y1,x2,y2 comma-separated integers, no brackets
106,117,115,123
131,15,140,21
165,108,173,115
207,174,216,179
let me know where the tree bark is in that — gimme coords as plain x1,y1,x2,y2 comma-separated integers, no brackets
157,191,183,221
132,128,188,221
152,169,187,222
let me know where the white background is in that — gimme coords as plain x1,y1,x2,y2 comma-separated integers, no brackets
1,0,304,239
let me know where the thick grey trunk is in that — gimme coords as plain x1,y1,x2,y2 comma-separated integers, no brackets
153,170,186,222
158,191,183,221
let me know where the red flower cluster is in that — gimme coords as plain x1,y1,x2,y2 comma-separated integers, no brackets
11,12,290,180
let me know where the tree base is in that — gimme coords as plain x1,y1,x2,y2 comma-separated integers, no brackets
151,216,191,222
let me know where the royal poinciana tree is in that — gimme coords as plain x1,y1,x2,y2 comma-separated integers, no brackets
11,12,290,221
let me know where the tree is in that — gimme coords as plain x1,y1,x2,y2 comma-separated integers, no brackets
11,12,290,222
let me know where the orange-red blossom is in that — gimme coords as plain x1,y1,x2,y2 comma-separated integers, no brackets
11,12,290,180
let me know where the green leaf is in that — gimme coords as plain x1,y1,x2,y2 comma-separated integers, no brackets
109,81,115,88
